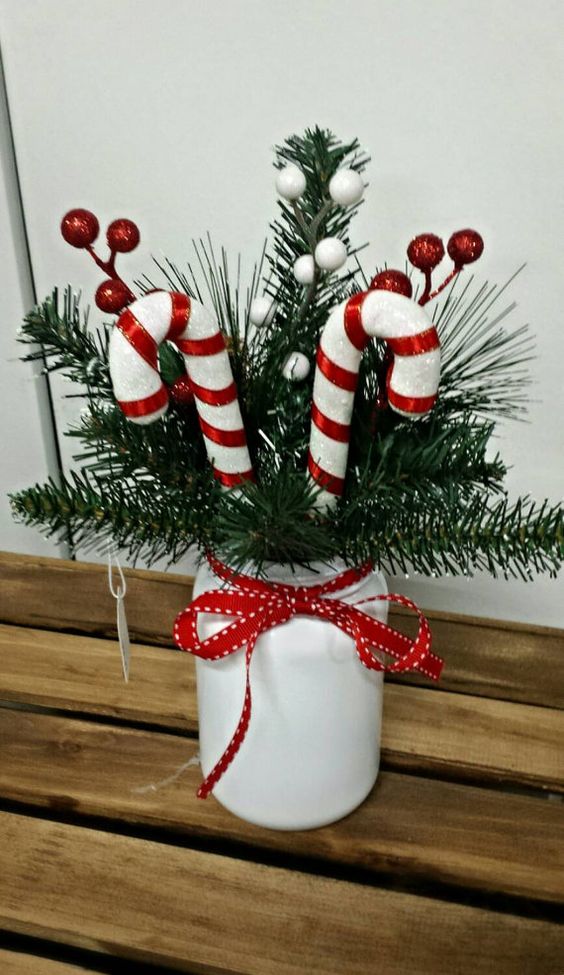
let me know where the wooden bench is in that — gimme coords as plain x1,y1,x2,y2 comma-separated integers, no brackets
0,551,563,974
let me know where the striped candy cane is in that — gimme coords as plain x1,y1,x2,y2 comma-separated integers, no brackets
308,289,440,510
108,290,254,487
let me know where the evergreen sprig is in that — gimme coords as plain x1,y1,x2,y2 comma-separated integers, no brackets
9,127,564,582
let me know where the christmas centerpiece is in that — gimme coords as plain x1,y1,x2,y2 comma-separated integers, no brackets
12,128,564,829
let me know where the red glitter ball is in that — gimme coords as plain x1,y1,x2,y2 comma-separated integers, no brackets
447,228,484,267
407,233,445,271
95,279,131,314
170,375,194,407
107,218,140,253
370,269,413,298
61,209,99,248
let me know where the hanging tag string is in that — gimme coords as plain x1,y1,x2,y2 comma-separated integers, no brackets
107,543,130,682
108,543,127,600
132,752,201,795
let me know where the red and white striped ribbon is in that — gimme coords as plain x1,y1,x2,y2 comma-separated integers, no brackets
308,289,441,509
108,290,254,487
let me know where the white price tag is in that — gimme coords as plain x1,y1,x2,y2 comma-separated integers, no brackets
107,546,130,682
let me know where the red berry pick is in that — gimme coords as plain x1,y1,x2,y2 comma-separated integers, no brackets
407,233,445,272
447,229,484,268
61,209,99,248
61,207,139,315
169,375,195,407
107,218,140,253
370,269,413,298
95,279,132,314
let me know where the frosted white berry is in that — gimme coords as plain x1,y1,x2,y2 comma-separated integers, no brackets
275,164,307,201
315,237,347,272
282,351,310,381
249,296,277,326
293,254,315,285
329,169,364,206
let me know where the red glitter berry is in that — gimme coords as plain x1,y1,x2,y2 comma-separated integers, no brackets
170,375,194,407
107,218,140,253
370,269,413,298
407,233,445,272
61,209,99,248
447,229,484,267
95,279,131,314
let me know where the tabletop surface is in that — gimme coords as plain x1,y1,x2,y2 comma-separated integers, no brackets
0,550,563,974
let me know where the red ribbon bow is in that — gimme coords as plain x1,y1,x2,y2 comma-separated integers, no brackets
174,556,443,799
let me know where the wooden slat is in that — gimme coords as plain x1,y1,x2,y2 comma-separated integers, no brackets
0,623,193,729
0,708,562,905
1,624,563,791
1,550,563,709
2,811,564,974
0,550,191,646
383,684,564,792
0,949,92,974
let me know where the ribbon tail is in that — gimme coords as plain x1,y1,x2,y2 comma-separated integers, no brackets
197,631,257,799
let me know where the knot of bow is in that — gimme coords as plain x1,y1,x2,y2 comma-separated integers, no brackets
174,555,443,799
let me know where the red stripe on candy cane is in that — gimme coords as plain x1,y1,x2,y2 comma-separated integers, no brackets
307,454,345,495
311,402,350,442
118,385,169,418
176,332,226,356
116,310,159,369
387,387,438,414
189,379,238,406
214,468,256,487
317,346,357,392
199,417,249,447
168,292,191,340
387,326,440,356
344,293,370,351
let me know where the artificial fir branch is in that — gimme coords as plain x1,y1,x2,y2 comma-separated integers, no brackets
10,470,219,566
19,287,113,395
12,127,564,582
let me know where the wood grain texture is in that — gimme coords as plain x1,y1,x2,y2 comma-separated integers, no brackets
0,949,92,974
0,707,563,905
0,623,193,728
2,811,564,975
1,623,562,791
0,550,192,646
1,550,563,708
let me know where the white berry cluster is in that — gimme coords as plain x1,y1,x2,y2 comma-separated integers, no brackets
249,162,365,382
275,164,364,283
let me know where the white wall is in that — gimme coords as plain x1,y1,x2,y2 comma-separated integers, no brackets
1,0,563,622
0,49,63,558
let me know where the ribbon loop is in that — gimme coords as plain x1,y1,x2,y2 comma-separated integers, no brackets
174,556,443,799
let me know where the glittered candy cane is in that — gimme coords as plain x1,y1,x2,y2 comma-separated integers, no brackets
308,289,440,510
108,290,254,487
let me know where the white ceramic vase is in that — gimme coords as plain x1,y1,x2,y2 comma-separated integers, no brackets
192,560,388,831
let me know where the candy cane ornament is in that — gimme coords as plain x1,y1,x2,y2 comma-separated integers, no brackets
308,289,440,510
108,290,254,487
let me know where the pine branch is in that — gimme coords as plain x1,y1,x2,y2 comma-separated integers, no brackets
10,470,219,566
18,287,113,395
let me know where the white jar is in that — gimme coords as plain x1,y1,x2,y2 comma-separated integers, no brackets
192,560,388,831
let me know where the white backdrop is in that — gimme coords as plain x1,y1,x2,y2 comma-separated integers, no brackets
0,51,62,559
1,0,563,622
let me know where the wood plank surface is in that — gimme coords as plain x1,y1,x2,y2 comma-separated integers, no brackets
0,707,562,905
0,624,193,728
0,550,192,647
2,811,564,975
0,949,92,974
1,623,563,791
1,550,563,709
